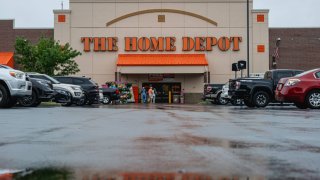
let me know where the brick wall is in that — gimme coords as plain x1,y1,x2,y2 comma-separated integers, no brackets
0,20,15,52
0,20,53,52
269,28,320,70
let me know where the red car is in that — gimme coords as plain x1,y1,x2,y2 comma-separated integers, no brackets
275,68,320,109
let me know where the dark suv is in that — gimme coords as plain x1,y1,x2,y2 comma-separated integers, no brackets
54,76,100,105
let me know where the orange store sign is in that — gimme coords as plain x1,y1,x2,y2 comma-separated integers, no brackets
81,36,242,52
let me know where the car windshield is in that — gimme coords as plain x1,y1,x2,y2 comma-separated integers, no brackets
295,69,317,77
45,75,61,84
89,79,97,85
0,65,13,69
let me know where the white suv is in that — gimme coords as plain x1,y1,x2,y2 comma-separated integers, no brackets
27,73,85,106
0,65,32,108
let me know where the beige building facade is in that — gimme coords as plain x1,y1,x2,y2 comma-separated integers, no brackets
54,0,269,103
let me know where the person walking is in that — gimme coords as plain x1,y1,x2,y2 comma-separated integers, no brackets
141,87,147,103
148,87,154,103
152,87,157,104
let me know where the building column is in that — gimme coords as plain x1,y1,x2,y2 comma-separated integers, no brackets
115,72,121,82
53,10,71,45
204,71,210,84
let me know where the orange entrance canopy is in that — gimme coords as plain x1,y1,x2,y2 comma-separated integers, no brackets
117,54,208,66
0,52,14,68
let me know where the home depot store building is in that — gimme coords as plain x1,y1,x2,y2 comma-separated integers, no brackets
53,0,269,103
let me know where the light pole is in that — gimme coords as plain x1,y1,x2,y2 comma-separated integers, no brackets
247,0,250,77
272,38,281,69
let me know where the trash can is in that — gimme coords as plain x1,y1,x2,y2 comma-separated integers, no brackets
180,96,184,104
173,95,180,104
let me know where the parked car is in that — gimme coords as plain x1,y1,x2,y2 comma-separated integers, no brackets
229,69,303,108
54,76,100,105
18,78,55,107
53,87,73,105
0,65,32,108
99,87,120,104
202,84,228,105
275,68,320,109
27,73,85,106
220,82,245,106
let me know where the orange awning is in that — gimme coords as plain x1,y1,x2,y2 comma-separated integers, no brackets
0,52,14,68
117,54,208,66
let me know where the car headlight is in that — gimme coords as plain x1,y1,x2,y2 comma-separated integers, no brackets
285,79,300,87
9,71,25,79
235,81,241,90
71,86,81,91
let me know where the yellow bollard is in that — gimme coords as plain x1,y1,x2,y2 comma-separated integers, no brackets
169,91,172,104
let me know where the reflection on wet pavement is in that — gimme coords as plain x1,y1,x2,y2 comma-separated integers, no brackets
0,104,320,179
2,168,264,180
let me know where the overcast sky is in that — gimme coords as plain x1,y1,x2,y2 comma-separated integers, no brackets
0,0,319,28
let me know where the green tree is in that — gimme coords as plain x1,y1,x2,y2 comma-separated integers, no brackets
14,37,81,76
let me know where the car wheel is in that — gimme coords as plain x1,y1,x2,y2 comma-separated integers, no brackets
217,93,228,105
76,95,87,106
244,99,255,108
19,89,38,107
102,95,111,104
61,96,73,107
294,102,308,109
253,91,270,108
306,90,320,109
0,84,11,108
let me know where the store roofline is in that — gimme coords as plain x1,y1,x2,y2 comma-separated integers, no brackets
53,10,71,14
252,9,269,13
1,19,319,29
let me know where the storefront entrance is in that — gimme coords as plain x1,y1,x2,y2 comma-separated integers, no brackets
142,82,181,103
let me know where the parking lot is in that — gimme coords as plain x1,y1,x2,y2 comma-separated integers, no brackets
1,104,320,179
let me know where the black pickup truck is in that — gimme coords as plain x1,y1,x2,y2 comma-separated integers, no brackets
202,84,226,105
99,88,120,104
228,69,303,108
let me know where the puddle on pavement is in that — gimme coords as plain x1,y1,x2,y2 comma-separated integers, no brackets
2,166,318,180
267,158,318,179
179,123,202,129
36,127,65,135
135,134,271,149
1,168,265,180
135,133,320,153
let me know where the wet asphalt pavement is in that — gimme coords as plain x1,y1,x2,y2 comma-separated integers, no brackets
0,104,320,179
